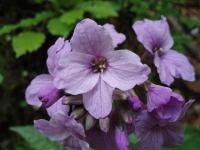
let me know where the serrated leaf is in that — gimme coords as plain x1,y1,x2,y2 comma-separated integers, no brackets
12,32,45,58
0,24,20,35
47,18,72,37
10,126,65,150
0,11,54,35
80,1,118,19
60,9,84,25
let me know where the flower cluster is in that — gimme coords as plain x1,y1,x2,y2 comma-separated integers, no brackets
25,17,195,150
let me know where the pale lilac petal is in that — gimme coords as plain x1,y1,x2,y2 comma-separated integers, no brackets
54,52,99,95
34,119,69,141
133,17,174,53
47,38,71,76
83,79,114,119
102,50,150,90
115,127,129,150
103,23,126,47
147,84,172,111
34,114,85,141
154,50,195,85
162,123,184,147
70,18,113,56
25,74,53,107
47,97,70,117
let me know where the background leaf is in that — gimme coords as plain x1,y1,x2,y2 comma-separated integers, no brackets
10,126,66,150
60,9,84,25
80,1,118,19
47,18,72,37
12,32,45,58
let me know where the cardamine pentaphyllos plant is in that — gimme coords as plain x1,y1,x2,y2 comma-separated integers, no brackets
25,17,195,150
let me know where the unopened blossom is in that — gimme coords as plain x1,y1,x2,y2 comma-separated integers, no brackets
115,127,129,150
25,38,70,108
147,84,184,122
55,18,150,119
128,96,144,111
134,99,194,150
132,17,195,85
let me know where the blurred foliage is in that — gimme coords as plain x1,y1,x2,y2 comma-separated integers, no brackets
10,126,65,150
12,32,45,57
0,0,200,149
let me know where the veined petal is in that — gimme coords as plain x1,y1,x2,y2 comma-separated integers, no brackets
162,123,184,147
54,52,99,95
47,38,71,76
154,50,195,86
103,23,126,48
47,97,70,118
133,16,174,53
25,74,53,107
102,50,150,90
34,119,70,141
83,79,114,119
70,18,114,56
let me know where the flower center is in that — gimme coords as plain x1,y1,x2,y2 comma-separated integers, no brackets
91,57,107,73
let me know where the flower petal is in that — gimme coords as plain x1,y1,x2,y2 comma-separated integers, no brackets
154,50,195,85
162,123,184,147
25,74,53,107
134,111,164,150
70,18,113,56
34,119,69,141
83,79,114,119
47,97,70,117
54,52,99,95
103,23,126,47
133,16,174,53
102,50,150,90
115,127,129,150
47,38,71,76
147,84,172,112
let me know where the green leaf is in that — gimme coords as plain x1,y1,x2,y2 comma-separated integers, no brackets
0,11,54,35
80,1,118,19
47,18,72,37
129,133,138,149
0,24,20,35
10,126,65,150
60,9,84,25
12,32,45,58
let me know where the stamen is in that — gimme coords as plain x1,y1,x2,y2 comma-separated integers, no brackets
91,57,107,73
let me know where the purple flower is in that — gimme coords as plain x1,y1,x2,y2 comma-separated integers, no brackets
132,17,195,85
103,23,126,47
147,84,184,122
34,113,90,150
134,99,194,150
128,96,144,111
47,38,71,76
54,18,150,119
115,127,129,150
25,38,70,108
